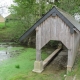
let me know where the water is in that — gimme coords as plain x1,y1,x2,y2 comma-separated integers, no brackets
0,43,24,61
0,51,9,61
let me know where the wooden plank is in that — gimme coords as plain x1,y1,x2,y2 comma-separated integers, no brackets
55,16,58,40
66,25,70,49
45,18,50,44
41,21,46,48
41,22,44,48
45,20,48,47
54,17,68,48
50,16,53,40
63,23,66,45
43,46,62,67
51,16,57,40
57,16,62,41
41,17,51,48
56,16,60,40
65,25,69,49
48,17,51,41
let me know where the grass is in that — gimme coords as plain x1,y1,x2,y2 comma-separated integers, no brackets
0,48,52,80
0,47,6,50
0,21,27,42
0,47,80,80
1,47,80,80
0,22,5,28
0,47,66,80
0,45,80,80
0,48,35,80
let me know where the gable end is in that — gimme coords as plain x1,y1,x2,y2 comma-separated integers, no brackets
19,7,78,42
55,8,74,33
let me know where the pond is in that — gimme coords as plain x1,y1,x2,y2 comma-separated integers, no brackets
0,42,25,62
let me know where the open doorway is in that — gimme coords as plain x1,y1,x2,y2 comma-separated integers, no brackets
41,40,68,71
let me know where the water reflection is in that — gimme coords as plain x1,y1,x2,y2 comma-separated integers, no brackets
0,50,10,61
0,43,24,62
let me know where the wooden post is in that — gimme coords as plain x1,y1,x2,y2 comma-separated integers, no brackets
33,26,43,73
36,26,42,61
67,49,72,72
36,49,41,61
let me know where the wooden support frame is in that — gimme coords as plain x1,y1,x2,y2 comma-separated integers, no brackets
33,15,80,73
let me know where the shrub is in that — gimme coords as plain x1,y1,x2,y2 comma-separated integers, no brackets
15,64,20,69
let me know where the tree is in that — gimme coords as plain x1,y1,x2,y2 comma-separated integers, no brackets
9,0,46,30
8,0,80,41
9,0,39,29
56,0,80,15
9,0,80,27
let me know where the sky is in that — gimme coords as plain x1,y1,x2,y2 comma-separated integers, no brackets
0,0,14,17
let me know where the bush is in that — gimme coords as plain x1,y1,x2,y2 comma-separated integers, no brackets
15,64,20,69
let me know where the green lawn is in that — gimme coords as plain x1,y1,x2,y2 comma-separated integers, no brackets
0,48,52,80
0,22,5,28
0,47,80,80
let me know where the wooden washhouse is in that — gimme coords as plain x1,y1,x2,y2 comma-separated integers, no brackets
19,6,80,73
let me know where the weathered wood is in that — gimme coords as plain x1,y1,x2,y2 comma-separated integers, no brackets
50,16,57,40
41,23,44,48
72,31,80,66
35,15,80,72
45,18,50,44
36,49,41,61
43,48,61,67
36,26,41,61
41,21,46,48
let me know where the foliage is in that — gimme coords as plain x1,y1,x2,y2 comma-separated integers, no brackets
56,0,80,14
2,0,52,42
1,0,80,42
10,0,80,20
9,0,54,30
0,21,27,42
9,0,37,29
7,0,80,42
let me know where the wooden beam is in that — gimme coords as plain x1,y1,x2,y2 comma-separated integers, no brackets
43,44,62,67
